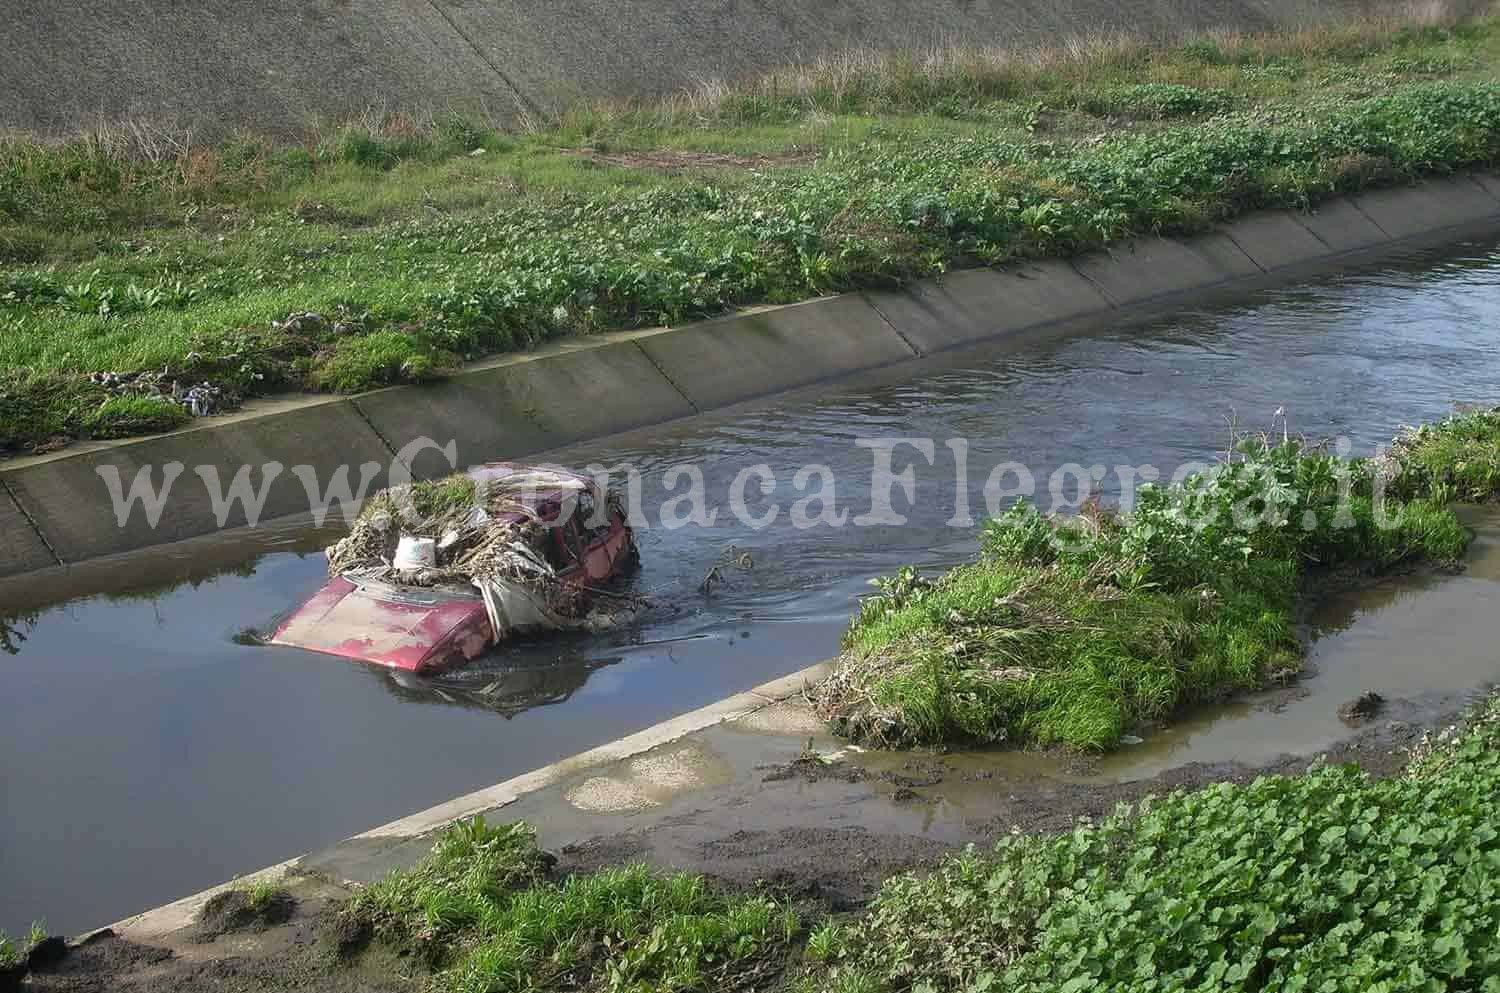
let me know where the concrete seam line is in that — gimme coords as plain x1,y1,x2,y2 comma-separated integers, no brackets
347,397,402,464
631,339,702,414
1463,171,1500,207
1349,196,1393,240
1066,256,1121,308
861,290,924,357
1220,229,1269,275
1287,210,1336,253
420,0,544,122
1,475,63,567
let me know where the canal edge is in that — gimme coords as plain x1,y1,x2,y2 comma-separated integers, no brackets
106,659,836,941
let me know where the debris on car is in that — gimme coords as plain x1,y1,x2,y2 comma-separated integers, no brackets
270,464,640,673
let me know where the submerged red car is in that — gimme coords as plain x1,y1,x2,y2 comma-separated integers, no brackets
271,464,635,674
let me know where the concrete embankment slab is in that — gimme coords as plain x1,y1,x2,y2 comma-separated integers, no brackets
1223,211,1336,271
1294,198,1388,252
3,399,394,564
0,482,58,576
1352,176,1500,240
635,294,916,410
866,261,1112,353
352,339,694,477
1070,233,1261,306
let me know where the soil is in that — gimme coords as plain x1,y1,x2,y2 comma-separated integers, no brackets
193,889,298,942
37,691,1467,991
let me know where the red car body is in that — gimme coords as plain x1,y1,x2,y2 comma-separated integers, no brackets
270,464,633,674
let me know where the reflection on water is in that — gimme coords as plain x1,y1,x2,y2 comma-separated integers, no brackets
6,235,1500,934
381,652,618,717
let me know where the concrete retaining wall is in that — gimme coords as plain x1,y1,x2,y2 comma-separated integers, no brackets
3,0,1430,136
3,174,1499,578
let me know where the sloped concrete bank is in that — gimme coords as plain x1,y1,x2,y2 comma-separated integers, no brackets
4,174,1500,579
4,0,1429,135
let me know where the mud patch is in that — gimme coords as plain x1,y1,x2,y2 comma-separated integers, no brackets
193,888,297,942
760,754,866,784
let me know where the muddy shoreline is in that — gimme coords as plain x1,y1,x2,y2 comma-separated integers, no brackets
27,685,1480,993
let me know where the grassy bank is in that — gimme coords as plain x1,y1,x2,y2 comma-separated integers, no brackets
813,412,1500,750
799,692,1500,993
4,15,1500,452
327,694,1500,992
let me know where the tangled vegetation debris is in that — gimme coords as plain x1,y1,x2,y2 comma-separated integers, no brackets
4,15,1500,452
325,469,637,637
813,416,1492,750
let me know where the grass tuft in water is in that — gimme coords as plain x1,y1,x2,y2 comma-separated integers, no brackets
814,429,1475,750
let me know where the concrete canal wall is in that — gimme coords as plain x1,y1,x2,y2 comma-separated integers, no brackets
3,0,1431,136
4,174,1500,579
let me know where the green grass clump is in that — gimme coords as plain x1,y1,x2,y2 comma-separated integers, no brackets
81,395,190,439
815,433,1473,750
242,879,288,913
1075,82,1233,119
3,16,1500,453
802,694,1500,993
341,817,797,992
0,932,19,970
1387,406,1500,503
361,474,478,524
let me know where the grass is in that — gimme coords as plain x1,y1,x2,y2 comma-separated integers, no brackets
242,879,288,914
796,692,1500,993
812,417,1491,750
3,13,1500,451
337,817,798,992
1386,405,1500,503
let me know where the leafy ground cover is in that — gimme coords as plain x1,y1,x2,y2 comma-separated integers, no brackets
798,692,1500,993
812,412,1500,750
4,14,1500,451
336,818,799,992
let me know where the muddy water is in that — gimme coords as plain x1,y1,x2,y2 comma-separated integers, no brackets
6,236,1500,934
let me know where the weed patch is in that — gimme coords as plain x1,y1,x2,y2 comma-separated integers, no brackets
338,817,798,992
813,428,1476,750
801,693,1500,992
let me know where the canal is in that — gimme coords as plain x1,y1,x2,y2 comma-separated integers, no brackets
5,235,1500,935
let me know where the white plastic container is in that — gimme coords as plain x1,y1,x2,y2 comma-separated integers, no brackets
393,536,437,571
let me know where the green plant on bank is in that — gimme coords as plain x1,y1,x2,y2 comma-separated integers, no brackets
0,933,18,970
797,693,1500,993
340,817,798,993
1386,406,1500,503
241,879,287,913
813,424,1479,750
1,15,1499,451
